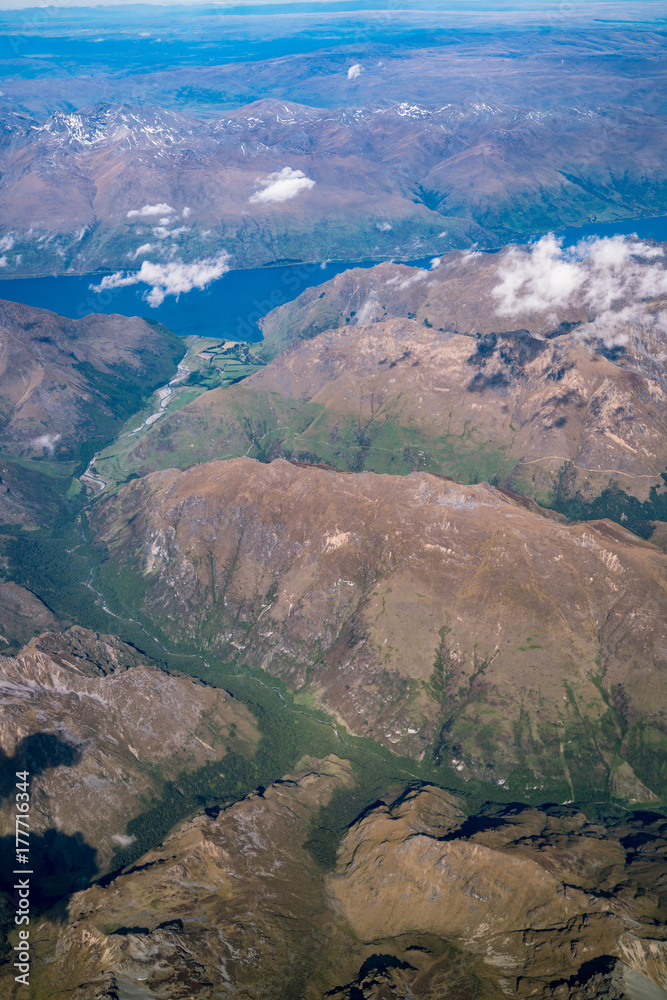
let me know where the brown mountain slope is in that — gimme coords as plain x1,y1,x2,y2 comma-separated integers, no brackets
89,457,667,800
16,766,666,1000
0,626,258,875
20,756,356,1000
108,246,667,536
0,298,182,525
0,581,58,648
325,785,667,999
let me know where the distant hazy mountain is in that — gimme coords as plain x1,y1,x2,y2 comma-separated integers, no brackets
0,97,666,275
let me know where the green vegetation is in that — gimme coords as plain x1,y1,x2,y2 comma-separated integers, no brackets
552,469,667,539
103,382,514,489
0,321,663,918
89,338,266,489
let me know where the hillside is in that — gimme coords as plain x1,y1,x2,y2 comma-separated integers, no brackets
106,242,667,536
89,456,667,801
16,762,666,1000
0,299,183,526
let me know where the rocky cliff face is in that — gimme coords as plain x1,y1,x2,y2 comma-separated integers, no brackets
15,764,666,1000
0,626,258,873
89,457,667,800
326,784,667,999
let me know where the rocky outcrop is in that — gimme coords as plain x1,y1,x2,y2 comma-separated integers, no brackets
326,785,667,999
14,771,666,1000
0,626,259,872
18,755,355,1000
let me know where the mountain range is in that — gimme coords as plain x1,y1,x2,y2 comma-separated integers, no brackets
106,243,667,539
0,7,666,996
0,96,666,276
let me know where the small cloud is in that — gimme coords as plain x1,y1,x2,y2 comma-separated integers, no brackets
0,234,15,252
376,221,392,232
30,433,61,456
90,252,231,307
0,256,6,268
182,206,191,219
399,270,429,289
127,203,175,220
128,242,154,261
430,257,441,270
249,167,315,205
111,833,136,847
348,63,362,80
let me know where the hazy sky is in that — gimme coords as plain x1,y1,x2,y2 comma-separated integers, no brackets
1,0,661,10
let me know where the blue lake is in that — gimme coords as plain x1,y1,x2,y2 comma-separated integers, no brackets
1,216,665,342
0,258,430,342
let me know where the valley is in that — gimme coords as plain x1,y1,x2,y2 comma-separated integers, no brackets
0,4,666,997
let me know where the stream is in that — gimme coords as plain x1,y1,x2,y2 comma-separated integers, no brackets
80,354,191,493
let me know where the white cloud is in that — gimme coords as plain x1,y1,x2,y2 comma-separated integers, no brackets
128,242,154,261
399,269,429,289
430,257,441,270
348,63,362,80
0,234,15,252
111,833,136,847
90,252,231,307
492,234,667,343
249,167,315,205
31,433,61,456
182,206,191,219
127,203,175,219
376,221,392,232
